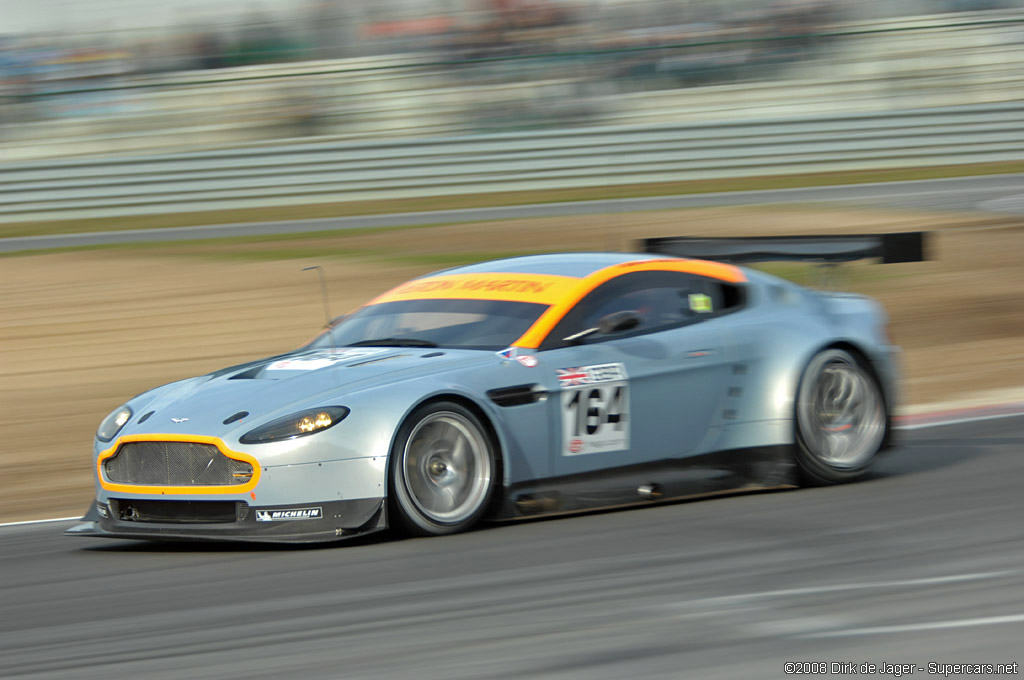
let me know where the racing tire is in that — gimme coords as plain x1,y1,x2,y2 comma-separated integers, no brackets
389,401,497,536
794,348,887,486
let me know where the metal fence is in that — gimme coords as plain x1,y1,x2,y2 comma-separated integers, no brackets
2,102,1022,224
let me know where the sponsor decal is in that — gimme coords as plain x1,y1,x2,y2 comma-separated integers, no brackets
255,507,323,522
559,363,630,456
394,278,553,296
170,417,189,423
498,347,537,367
689,293,713,313
556,363,627,386
266,348,386,371
369,273,578,306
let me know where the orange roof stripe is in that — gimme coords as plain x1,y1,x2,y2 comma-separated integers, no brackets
367,272,579,306
512,259,746,349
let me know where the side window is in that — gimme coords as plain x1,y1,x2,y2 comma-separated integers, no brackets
580,286,690,331
699,280,746,316
542,271,708,350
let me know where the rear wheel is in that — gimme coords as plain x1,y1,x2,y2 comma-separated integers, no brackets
795,348,886,485
389,401,496,536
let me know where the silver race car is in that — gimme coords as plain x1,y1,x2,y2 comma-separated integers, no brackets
67,234,923,543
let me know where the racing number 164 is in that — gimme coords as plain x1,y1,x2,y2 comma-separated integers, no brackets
565,386,627,436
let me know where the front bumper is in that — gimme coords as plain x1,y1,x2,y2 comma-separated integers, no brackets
65,497,386,544
78,439,389,543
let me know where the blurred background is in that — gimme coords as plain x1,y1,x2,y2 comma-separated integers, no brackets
3,0,1024,161
3,4,1024,676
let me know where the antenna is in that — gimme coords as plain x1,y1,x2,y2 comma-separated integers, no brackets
808,261,851,292
303,265,332,326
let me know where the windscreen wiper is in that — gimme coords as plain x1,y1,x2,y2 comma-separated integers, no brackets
347,338,439,348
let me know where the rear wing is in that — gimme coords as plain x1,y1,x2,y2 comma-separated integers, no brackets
640,232,927,264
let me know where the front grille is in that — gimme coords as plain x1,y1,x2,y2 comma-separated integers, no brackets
104,441,253,486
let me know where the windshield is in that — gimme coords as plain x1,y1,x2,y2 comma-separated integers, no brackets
307,299,549,351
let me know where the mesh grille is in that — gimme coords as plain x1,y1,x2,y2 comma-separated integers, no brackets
104,441,253,486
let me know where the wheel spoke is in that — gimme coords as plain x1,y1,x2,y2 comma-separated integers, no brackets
439,485,458,512
449,436,469,473
407,467,440,512
799,354,885,471
400,411,492,526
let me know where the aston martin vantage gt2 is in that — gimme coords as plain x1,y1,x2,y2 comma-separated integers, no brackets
68,236,922,543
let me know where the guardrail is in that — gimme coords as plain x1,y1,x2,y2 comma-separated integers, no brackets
2,102,1023,223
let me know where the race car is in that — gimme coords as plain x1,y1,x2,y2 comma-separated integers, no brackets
67,235,923,543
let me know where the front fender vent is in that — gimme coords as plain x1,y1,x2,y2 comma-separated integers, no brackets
487,384,547,407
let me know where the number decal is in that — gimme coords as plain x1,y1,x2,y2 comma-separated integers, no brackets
585,389,601,435
567,391,581,436
606,385,624,427
558,363,629,456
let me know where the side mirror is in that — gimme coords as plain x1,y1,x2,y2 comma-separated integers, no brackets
563,310,643,344
597,310,642,334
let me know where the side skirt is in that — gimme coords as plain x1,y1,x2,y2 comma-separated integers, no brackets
493,445,797,520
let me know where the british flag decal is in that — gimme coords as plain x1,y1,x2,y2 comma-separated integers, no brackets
556,368,589,385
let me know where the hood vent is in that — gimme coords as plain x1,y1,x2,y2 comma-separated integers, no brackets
347,354,406,367
229,365,265,380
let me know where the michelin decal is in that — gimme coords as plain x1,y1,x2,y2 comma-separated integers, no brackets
255,507,323,522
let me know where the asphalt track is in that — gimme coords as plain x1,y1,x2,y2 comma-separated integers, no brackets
3,173,1024,253
2,415,1022,680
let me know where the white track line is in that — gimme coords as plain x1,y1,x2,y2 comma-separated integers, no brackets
676,571,1016,609
896,411,1024,431
3,408,1023,529
0,515,82,528
802,613,1024,638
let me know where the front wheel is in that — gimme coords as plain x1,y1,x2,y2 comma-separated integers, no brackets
389,401,496,536
795,348,887,485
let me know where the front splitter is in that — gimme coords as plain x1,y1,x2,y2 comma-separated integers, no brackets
65,498,386,544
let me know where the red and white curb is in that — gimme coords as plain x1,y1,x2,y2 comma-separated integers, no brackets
2,401,1023,529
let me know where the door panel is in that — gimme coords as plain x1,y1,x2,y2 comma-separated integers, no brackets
541,322,732,477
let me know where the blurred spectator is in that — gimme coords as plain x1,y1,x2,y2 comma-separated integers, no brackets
3,0,1021,146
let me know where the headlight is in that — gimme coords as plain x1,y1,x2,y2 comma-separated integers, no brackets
239,406,349,444
97,405,133,442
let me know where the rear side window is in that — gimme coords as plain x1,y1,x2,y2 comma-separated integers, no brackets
699,280,746,315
